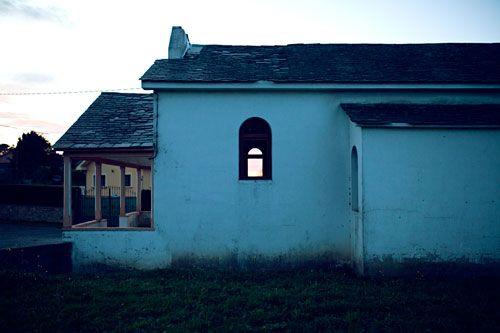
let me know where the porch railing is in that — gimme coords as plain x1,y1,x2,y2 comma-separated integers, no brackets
73,189,151,225
85,186,136,197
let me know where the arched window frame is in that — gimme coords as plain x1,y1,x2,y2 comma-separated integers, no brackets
351,146,359,212
239,117,272,180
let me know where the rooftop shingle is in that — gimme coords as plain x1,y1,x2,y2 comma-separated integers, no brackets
341,104,500,126
141,43,500,84
54,92,153,150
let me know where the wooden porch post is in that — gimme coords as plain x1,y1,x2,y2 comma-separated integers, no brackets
63,155,72,228
136,168,142,212
95,162,102,221
119,166,126,217
150,163,154,227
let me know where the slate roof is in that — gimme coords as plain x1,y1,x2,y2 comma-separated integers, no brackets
341,104,500,126
54,92,153,150
141,43,500,84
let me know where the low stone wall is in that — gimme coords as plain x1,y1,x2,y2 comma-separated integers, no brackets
0,204,62,224
0,242,72,273
127,211,151,228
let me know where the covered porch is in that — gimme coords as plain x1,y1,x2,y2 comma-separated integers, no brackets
62,149,153,230
52,92,155,231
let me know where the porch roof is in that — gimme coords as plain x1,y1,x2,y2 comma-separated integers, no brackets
341,104,500,126
54,92,153,151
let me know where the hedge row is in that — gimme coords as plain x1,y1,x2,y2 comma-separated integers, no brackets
0,184,78,207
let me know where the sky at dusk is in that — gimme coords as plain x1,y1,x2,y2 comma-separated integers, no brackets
1,0,500,146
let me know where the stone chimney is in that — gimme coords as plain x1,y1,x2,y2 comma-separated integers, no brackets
168,26,191,59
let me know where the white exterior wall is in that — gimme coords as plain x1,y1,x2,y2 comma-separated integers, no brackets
362,128,500,272
67,87,500,271
155,91,351,265
64,231,170,270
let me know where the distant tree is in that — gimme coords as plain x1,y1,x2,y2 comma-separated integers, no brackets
9,131,62,184
0,143,9,155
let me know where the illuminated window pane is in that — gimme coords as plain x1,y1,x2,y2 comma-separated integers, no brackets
248,148,262,155
248,158,263,177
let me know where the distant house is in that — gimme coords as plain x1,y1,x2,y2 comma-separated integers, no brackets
76,160,151,194
0,151,13,184
55,27,500,275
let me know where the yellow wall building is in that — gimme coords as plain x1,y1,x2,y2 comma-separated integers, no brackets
77,161,151,194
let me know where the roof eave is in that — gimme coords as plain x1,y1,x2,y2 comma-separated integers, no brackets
342,103,500,128
350,123,500,129
54,146,154,154
141,81,500,91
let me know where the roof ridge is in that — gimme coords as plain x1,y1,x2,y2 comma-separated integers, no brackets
141,43,500,84
200,42,500,47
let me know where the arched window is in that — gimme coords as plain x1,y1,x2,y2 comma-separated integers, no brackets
239,117,272,180
351,146,359,211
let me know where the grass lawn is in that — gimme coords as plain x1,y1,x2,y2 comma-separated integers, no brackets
0,268,498,332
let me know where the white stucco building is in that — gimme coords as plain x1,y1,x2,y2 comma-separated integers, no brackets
55,27,500,275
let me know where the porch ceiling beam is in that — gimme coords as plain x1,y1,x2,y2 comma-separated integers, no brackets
67,156,151,169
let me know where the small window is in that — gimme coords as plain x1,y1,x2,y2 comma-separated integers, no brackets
93,174,106,187
239,117,272,180
125,174,131,187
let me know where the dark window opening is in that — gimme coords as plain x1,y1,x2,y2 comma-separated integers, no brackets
93,174,106,187
125,174,131,187
351,146,359,211
239,117,272,180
